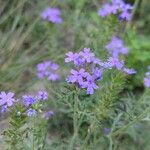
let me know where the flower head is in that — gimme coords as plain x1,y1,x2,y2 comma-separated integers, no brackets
65,48,104,94
81,75,99,95
98,4,114,17
65,52,83,66
105,57,124,70
123,68,136,74
0,92,16,107
105,36,128,57
26,108,37,117
0,105,8,113
79,48,95,63
67,68,89,85
22,95,36,107
104,57,136,75
144,78,150,87
37,90,48,101
144,67,150,88
41,7,63,24
92,67,103,80
103,127,111,135
37,60,60,81
44,111,54,119
98,0,133,21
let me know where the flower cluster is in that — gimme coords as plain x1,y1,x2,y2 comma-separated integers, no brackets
104,57,136,74
105,36,128,57
37,60,60,81
0,90,49,117
144,67,150,87
0,92,16,113
22,90,48,117
98,0,133,21
41,7,63,24
65,48,104,94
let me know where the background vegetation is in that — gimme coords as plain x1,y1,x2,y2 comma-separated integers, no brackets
0,0,150,149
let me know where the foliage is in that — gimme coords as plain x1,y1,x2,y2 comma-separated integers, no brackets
0,0,150,150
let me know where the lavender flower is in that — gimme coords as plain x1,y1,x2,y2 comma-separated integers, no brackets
104,57,124,70
144,78,150,87
37,60,60,81
65,47,135,94
65,49,102,66
119,10,132,21
98,4,115,17
79,48,95,63
65,52,83,66
104,57,136,75
81,75,99,95
22,90,49,117
105,36,128,57
98,0,133,21
41,7,63,24
26,108,37,117
123,68,136,74
48,74,60,81
37,90,48,101
103,127,111,135
65,48,104,94
0,92,16,107
144,67,150,87
22,95,36,107
1,105,8,113
44,111,54,119
67,69,89,85
92,67,103,80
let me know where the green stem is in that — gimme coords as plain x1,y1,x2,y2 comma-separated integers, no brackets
68,91,79,150
42,122,48,149
32,116,35,150
108,136,113,150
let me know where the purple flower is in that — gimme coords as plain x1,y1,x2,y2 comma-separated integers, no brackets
98,4,113,17
65,52,83,66
65,48,107,94
41,7,63,24
44,111,54,119
26,108,37,117
79,48,95,63
81,75,99,95
92,67,103,80
0,92,16,107
67,69,89,85
50,63,59,70
22,95,36,107
144,77,150,87
48,73,60,81
144,68,150,88
104,57,136,75
37,60,60,81
37,90,48,101
105,57,124,70
105,36,128,57
119,10,132,21
98,0,133,21
1,105,8,113
123,68,136,75
103,127,111,135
